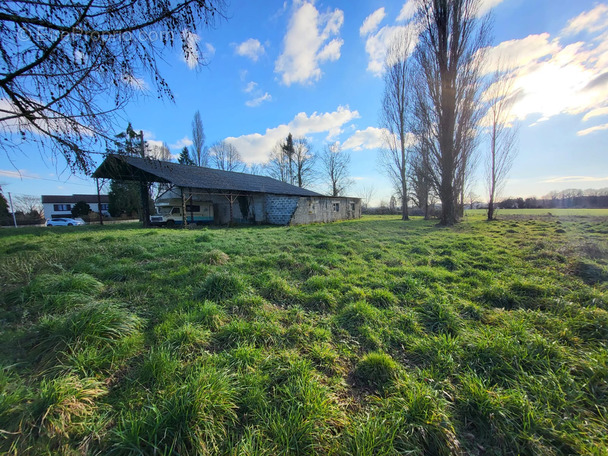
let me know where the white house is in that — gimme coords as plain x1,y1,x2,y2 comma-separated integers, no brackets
41,194,110,219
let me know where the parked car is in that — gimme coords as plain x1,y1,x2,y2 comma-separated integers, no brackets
46,218,86,227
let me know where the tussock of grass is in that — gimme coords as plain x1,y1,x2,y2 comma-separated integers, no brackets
27,375,106,439
367,288,399,308
354,352,399,391
33,301,142,369
204,248,230,265
195,271,249,302
111,365,238,455
418,298,462,335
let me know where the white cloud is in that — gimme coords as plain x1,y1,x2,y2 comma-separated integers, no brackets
244,81,258,93
245,92,272,108
275,2,344,86
583,107,608,122
563,4,608,35
481,7,608,125
360,8,386,36
169,136,193,150
205,42,216,57
363,23,417,76
477,0,506,17
0,169,38,179
542,175,608,183
577,123,608,136
342,127,388,151
397,1,417,22
224,106,360,163
235,38,265,61
483,33,560,74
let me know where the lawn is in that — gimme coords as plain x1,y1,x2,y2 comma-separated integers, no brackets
1,214,607,455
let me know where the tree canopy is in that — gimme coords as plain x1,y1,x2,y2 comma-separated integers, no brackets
0,0,226,172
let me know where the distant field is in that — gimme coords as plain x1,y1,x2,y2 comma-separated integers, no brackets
466,208,608,217
1,215,607,454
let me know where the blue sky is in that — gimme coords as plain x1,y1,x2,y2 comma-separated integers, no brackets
1,0,608,206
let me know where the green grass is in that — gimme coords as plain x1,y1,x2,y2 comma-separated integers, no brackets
0,213,607,454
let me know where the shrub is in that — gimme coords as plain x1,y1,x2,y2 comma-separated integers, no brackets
354,352,399,391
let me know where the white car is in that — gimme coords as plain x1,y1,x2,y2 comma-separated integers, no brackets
46,218,86,227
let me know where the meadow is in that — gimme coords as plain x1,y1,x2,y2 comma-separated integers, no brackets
0,212,607,455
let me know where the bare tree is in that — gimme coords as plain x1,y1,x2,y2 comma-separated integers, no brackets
380,30,415,221
409,142,435,219
320,143,352,197
485,69,518,221
265,142,291,183
358,185,376,210
191,110,207,166
0,1,226,173
13,194,42,215
146,141,172,161
246,163,263,175
412,0,490,225
293,137,316,188
210,140,245,172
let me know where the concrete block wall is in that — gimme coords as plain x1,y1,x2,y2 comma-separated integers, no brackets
265,195,300,225
290,196,362,225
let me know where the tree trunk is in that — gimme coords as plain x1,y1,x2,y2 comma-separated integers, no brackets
487,126,497,221
96,178,104,225
180,188,188,228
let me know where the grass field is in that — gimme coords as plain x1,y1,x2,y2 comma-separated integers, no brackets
1,213,607,455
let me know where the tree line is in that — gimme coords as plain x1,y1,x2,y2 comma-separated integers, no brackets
499,189,608,209
379,0,518,224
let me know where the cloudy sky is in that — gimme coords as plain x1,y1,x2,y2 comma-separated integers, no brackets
2,0,608,204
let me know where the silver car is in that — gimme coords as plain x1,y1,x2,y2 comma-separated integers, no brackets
46,218,86,226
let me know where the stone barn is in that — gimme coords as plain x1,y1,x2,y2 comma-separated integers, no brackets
93,155,361,226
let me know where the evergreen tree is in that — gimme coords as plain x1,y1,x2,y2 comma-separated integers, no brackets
108,180,141,217
71,201,91,218
0,188,10,224
281,133,295,185
178,146,195,165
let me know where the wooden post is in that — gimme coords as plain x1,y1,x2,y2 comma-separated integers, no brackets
96,178,104,225
180,188,187,228
139,130,150,227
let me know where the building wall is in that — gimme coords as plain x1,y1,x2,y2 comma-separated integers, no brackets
157,190,361,226
42,202,109,219
264,195,300,225
289,196,361,225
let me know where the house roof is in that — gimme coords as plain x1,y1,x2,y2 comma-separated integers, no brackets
42,194,110,204
93,154,323,197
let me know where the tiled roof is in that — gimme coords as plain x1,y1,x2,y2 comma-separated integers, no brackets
93,154,322,197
